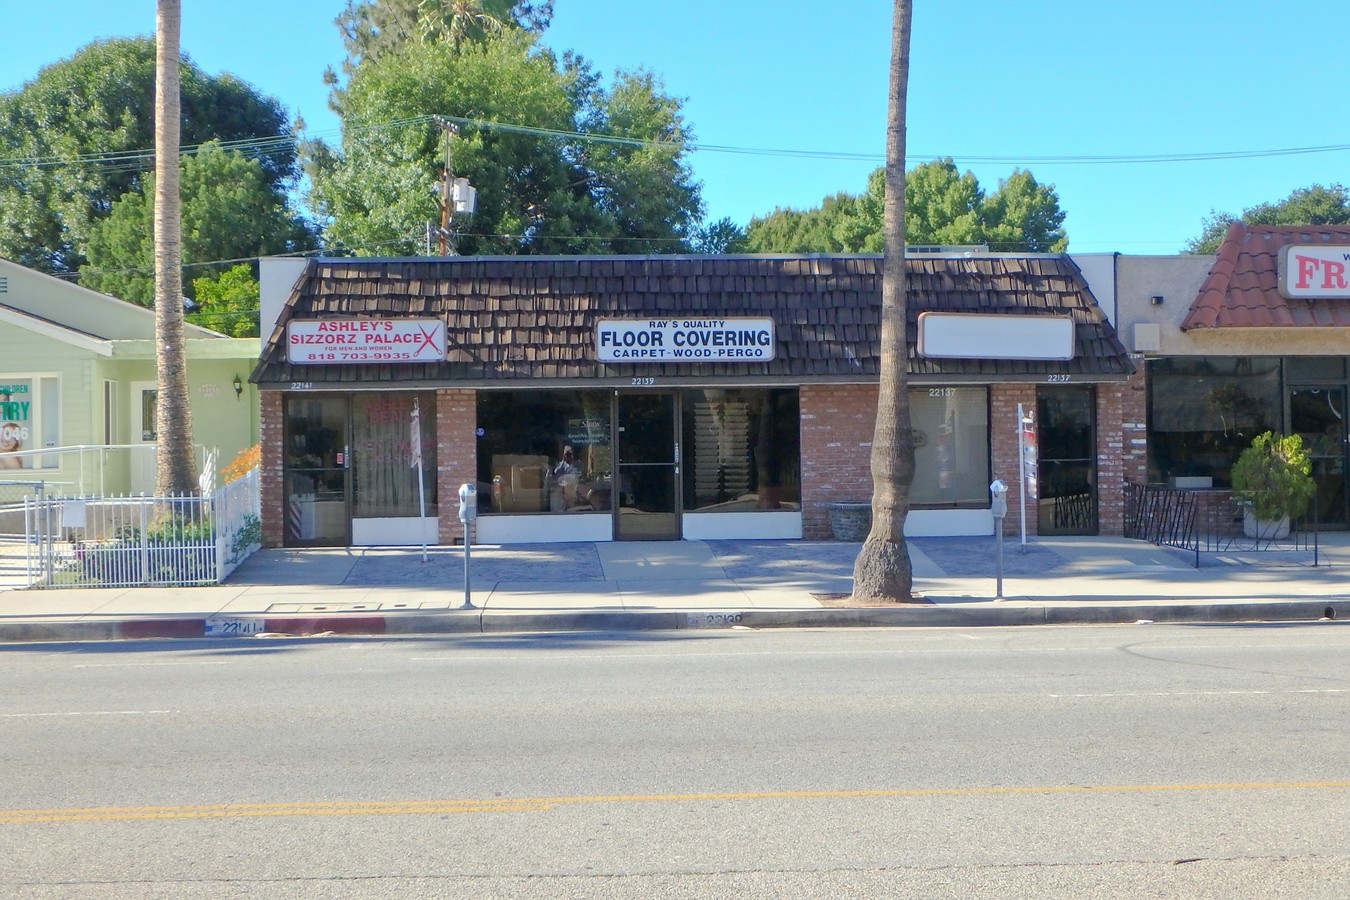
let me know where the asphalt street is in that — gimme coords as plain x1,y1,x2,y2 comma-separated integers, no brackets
2,623,1349,898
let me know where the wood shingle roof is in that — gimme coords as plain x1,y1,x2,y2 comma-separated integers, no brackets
253,254,1133,387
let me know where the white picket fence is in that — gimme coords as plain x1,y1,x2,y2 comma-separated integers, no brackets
10,467,261,590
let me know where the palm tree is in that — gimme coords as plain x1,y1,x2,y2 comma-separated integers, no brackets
416,0,510,48
153,0,197,496
851,0,915,602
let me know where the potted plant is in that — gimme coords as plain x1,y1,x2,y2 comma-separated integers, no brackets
1229,431,1316,539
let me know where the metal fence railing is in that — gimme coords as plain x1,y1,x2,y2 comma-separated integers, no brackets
1124,482,1319,567
11,466,260,590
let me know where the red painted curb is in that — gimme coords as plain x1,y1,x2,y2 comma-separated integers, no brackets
119,619,207,640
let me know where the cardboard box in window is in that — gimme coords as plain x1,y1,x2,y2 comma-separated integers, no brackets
491,454,550,512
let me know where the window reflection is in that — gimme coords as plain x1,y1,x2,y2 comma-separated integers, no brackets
477,390,613,515
681,389,801,512
1147,358,1281,486
909,387,990,507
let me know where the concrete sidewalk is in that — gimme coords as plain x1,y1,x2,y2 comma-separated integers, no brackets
0,535,1346,643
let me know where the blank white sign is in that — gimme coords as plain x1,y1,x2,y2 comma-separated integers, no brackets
916,312,1076,360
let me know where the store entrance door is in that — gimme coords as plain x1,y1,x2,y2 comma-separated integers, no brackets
1036,386,1098,535
614,392,681,540
282,395,350,546
1290,385,1348,529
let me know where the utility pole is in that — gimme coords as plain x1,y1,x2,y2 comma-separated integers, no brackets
432,116,476,256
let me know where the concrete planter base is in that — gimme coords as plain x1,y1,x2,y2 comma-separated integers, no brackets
827,502,871,541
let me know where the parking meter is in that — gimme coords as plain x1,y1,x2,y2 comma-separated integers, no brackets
990,480,1008,519
990,480,1009,599
458,483,477,608
458,483,478,523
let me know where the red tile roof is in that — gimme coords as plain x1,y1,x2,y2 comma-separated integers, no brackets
1182,221,1350,329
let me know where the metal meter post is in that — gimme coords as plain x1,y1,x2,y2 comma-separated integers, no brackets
458,483,478,609
990,479,1009,600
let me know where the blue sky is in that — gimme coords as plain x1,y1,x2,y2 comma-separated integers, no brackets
5,1,1349,254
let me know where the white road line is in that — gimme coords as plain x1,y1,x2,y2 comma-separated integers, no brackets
71,661,231,668
0,710,177,718
1050,689,1348,698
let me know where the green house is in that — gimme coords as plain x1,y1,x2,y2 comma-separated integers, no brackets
0,257,259,495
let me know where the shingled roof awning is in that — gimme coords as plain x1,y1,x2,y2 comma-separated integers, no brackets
1182,222,1350,329
252,254,1133,388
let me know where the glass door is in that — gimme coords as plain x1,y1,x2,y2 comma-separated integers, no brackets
283,396,350,546
615,392,680,540
1290,386,1347,529
1036,386,1097,535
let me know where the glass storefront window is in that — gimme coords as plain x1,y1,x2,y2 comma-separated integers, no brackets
1147,357,1281,486
353,393,437,517
681,388,801,512
910,387,989,507
0,376,59,470
477,390,613,514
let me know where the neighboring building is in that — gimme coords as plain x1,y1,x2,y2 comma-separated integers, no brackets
1100,222,1350,530
0,257,260,494
252,253,1135,548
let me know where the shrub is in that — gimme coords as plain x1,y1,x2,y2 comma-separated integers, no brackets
223,444,261,484
1230,431,1316,521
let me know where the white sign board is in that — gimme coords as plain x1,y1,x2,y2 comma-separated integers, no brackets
1278,245,1350,299
286,319,446,365
916,312,1076,361
595,318,775,362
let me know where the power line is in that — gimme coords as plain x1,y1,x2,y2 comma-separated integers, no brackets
4,112,1350,179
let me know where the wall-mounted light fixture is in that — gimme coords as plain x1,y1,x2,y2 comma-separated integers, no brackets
233,375,244,400
1150,294,1165,305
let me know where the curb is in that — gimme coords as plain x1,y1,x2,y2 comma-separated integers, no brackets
0,600,1339,644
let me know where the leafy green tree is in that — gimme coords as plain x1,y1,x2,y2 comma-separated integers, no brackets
190,263,260,337
744,159,1068,253
332,0,552,76
80,142,314,305
904,160,982,244
0,37,297,275
1186,184,1350,254
980,169,1069,253
744,193,863,253
694,217,748,254
308,31,702,256
568,65,703,253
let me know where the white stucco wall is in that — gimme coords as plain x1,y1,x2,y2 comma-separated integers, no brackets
259,257,309,350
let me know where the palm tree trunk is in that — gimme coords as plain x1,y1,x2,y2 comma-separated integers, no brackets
852,0,915,601
154,0,197,496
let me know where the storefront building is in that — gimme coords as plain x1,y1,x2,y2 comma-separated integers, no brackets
251,254,1135,547
1104,224,1350,530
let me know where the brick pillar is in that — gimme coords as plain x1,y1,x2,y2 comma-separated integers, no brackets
799,384,878,539
990,384,1037,537
1097,359,1149,536
435,388,478,545
259,390,285,548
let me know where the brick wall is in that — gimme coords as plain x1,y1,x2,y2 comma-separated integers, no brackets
259,390,285,548
799,384,878,539
990,384,1037,537
435,388,478,545
1097,360,1149,535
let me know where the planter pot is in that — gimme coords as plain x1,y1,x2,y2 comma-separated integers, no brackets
1242,510,1290,540
827,501,871,542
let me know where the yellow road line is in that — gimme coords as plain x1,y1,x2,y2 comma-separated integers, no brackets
4,781,1349,824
